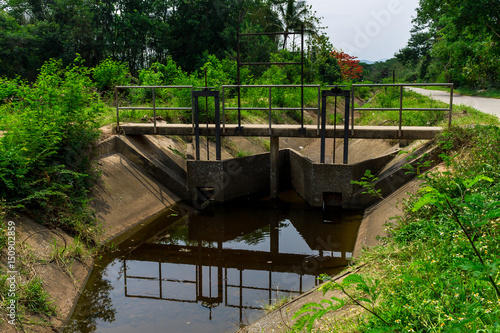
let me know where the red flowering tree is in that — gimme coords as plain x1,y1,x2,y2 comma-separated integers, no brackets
331,50,363,80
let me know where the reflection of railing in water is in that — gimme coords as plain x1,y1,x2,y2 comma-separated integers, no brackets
123,259,316,323
122,241,344,323
121,208,359,326
124,260,198,304
224,267,307,312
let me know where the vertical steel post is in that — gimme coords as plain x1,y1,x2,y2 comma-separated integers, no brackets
215,92,221,161
236,27,242,132
191,86,195,133
194,95,200,161
123,260,128,295
270,136,280,199
449,85,453,129
300,25,304,132
222,86,226,133
205,72,209,161
351,85,355,135
399,85,403,137
115,87,119,129
197,241,203,299
217,240,223,302
333,94,337,164
268,269,272,306
239,269,243,323
343,93,350,165
320,91,327,164
224,266,228,305
317,86,321,135
158,261,162,298
153,87,157,134
268,87,272,135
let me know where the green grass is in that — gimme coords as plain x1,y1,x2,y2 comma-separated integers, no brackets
291,125,500,332
328,112,344,125
259,291,293,313
167,146,186,159
357,88,499,127
235,150,252,158
1,271,57,327
22,278,57,316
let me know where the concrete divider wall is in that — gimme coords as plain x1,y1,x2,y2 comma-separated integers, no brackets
289,149,396,208
187,150,290,202
311,163,353,207
96,136,118,158
289,150,314,204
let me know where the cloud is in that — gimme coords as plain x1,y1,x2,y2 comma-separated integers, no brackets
307,0,419,61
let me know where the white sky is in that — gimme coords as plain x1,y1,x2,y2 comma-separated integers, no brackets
306,0,420,61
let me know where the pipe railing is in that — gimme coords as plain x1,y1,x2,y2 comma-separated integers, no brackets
114,85,194,134
221,84,321,135
114,83,454,141
350,83,454,136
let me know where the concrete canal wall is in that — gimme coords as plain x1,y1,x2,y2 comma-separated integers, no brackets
109,135,429,210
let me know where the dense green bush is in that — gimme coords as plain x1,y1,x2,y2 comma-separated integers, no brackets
0,77,23,105
0,57,103,242
92,58,131,92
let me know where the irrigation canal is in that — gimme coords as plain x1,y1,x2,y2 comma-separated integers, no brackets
65,191,362,332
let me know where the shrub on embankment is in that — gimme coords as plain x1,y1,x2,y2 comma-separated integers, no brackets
292,125,500,332
0,57,103,243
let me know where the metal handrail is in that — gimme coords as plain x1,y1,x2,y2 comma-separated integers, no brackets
221,84,322,135
114,85,194,134
350,83,454,136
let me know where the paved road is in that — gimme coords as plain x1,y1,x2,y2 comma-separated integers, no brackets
409,87,500,119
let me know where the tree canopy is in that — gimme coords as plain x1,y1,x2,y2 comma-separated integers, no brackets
396,0,500,87
0,0,326,79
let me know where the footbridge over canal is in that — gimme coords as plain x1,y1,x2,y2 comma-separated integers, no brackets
113,83,453,209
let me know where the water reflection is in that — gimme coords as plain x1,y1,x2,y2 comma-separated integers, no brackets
64,258,117,332
66,194,361,333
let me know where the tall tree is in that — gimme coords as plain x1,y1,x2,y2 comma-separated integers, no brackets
273,0,317,49
398,0,500,87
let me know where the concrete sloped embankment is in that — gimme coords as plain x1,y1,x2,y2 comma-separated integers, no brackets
0,216,93,333
91,134,185,242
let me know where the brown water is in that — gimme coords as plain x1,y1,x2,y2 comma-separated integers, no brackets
65,191,362,333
